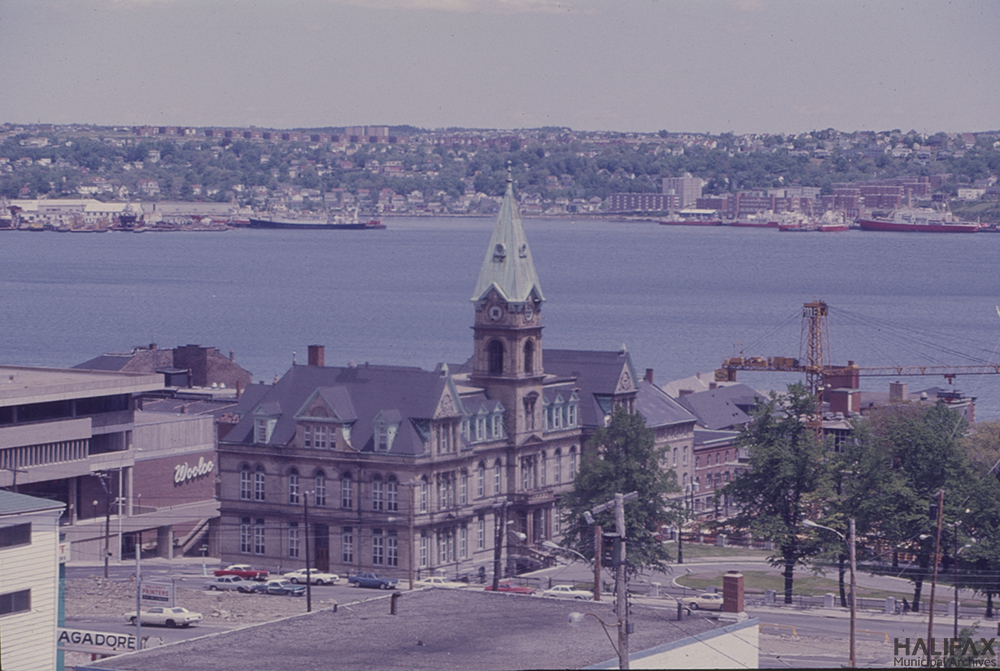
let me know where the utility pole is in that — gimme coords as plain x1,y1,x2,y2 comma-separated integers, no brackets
304,491,312,612
928,489,945,644
135,529,142,651
614,493,629,670
104,497,111,579
593,524,602,601
492,501,508,592
849,518,856,668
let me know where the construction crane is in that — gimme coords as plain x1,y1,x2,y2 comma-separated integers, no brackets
715,299,1000,397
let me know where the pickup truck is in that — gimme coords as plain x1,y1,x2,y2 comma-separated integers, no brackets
213,564,269,581
347,572,398,590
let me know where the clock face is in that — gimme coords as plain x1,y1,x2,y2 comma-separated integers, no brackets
489,305,503,322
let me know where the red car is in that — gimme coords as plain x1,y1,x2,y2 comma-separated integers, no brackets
485,582,536,595
213,564,269,581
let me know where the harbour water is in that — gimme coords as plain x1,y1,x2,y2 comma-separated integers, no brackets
2,218,1000,418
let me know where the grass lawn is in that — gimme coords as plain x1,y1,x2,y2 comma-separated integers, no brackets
678,543,772,560
676,569,918,600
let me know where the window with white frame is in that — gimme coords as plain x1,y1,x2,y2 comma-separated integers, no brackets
492,413,503,438
477,462,485,498
254,466,266,501
240,467,252,500
315,425,327,449
386,531,398,567
253,519,265,555
462,418,470,441
568,400,578,427
303,425,312,448
342,527,353,563
341,473,352,509
372,477,384,511
372,529,385,565
569,447,577,479
459,526,468,560
459,472,468,505
288,469,300,504
477,516,485,550
419,532,428,567
0,589,31,616
554,450,562,483
554,507,562,535
315,471,326,506
494,461,502,494
288,521,299,558
386,477,398,512
476,416,486,441
419,479,428,512
240,517,252,553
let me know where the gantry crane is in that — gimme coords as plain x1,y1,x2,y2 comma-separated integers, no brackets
715,299,1000,396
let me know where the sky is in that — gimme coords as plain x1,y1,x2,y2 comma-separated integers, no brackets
1,0,998,135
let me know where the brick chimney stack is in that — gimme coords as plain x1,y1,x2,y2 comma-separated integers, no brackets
308,345,325,367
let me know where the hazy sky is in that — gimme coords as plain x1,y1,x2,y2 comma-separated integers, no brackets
2,0,997,134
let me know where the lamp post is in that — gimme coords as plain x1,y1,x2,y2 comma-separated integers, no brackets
303,490,313,613
805,518,856,668
953,540,973,638
928,489,945,644
492,501,511,592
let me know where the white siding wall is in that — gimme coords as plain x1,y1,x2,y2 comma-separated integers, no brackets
0,508,63,671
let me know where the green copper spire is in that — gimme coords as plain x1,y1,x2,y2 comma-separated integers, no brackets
471,166,544,306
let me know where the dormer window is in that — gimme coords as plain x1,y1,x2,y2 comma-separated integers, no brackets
475,414,487,441
491,412,504,439
255,418,275,444
373,412,399,452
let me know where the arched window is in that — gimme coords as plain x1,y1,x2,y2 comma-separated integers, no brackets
387,475,398,512
314,470,326,506
523,339,534,374
288,468,300,504
372,475,384,511
419,477,429,513
493,460,503,495
340,471,352,509
240,466,252,500
568,447,577,480
253,466,266,501
488,340,504,375
554,449,562,483
476,462,486,498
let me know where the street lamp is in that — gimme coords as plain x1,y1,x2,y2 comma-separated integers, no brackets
805,518,856,668
953,540,973,638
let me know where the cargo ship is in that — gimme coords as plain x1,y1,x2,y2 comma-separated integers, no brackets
858,209,977,233
248,212,386,230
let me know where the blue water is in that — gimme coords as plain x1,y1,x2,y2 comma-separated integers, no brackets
3,219,1000,417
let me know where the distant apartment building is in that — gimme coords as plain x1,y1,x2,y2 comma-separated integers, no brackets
606,192,679,212
662,173,704,208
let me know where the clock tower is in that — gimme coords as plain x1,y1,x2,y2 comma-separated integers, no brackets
470,168,545,444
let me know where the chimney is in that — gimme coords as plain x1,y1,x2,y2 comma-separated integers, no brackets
722,571,745,614
149,343,157,350
889,381,908,401
679,389,693,397
645,368,654,384
229,350,235,361
308,345,325,367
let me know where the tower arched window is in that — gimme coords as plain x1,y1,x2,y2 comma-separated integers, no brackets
253,466,266,501
488,340,504,375
288,468,300,504
523,339,534,374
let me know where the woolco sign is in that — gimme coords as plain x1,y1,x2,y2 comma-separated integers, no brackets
174,456,214,484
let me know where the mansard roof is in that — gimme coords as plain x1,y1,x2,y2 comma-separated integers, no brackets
676,383,761,430
223,363,461,456
542,348,639,427
470,173,544,306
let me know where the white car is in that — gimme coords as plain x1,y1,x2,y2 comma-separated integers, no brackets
282,568,340,585
541,584,594,600
204,575,255,592
681,593,724,611
125,606,203,628
414,576,467,589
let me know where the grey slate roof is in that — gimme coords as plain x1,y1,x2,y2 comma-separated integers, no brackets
636,379,698,428
223,363,454,456
676,383,763,430
75,588,729,671
470,173,544,306
543,348,638,427
0,489,65,516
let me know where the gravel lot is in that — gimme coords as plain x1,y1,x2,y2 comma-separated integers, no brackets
65,576,343,627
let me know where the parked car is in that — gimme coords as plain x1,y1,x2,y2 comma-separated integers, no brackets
347,572,398,590
213,564,269,581
484,582,536,595
681,593,724,611
255,579,306,597
124,607,202,628
540,584,594,600
204,575,255,592
414,576,467,589
282,568,340,585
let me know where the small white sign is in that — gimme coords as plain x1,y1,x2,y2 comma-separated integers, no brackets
140,581,174,607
